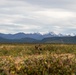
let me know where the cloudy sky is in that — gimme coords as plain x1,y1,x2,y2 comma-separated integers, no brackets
0,0,76,34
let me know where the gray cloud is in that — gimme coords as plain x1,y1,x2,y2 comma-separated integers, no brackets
0,0,76,34
24,0,76,11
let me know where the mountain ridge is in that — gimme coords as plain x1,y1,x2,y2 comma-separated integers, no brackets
0,32,75,40
0,32,76,44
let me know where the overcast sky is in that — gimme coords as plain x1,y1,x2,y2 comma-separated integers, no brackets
0,0,76,34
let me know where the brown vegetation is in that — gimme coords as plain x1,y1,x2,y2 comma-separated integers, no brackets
0,44,76,75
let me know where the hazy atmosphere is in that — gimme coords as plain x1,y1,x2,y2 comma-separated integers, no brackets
0,0,76,34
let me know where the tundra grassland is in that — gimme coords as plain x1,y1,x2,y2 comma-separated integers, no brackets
0,43,76,75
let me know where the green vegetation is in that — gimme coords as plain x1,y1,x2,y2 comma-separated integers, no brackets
0,44,76,75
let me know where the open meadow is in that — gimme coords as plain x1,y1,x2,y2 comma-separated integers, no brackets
0,43,76,75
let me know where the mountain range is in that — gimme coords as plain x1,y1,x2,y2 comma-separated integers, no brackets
0,32,76,44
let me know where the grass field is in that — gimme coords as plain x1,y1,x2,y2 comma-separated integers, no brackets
0,44,76,75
